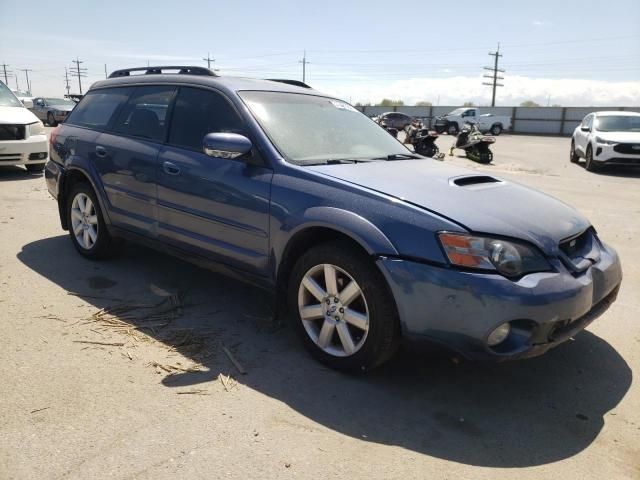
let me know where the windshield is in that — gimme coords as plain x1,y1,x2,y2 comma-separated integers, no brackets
45,98,75,106
595,115,640,132
447,108,466,115
239,91,412,165
0,82,23,107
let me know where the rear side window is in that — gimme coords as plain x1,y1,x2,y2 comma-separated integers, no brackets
111,86,175,142
65,88,132,129
168,87,245,151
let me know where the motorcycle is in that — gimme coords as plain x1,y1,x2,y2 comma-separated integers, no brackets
403,120,444,159
448,121,495,164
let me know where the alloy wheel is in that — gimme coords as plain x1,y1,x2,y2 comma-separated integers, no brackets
297,263,369,357
70,193,99,250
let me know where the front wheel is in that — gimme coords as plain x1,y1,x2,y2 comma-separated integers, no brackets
66,183,117,259
289,241,400,371
584,145,601,172
447,123,459,135
570,139,579,163
47,112,57,127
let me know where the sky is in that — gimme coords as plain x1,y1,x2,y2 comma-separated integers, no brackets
1,0,639,106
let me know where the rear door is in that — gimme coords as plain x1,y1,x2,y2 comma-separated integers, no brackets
94,85,176,236
156,86,272,275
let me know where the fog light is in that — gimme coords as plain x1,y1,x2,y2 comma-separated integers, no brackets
487,323,511,346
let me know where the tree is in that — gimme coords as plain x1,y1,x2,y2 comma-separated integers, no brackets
376,98,404,107
520,100,541,107
415,101,432,107
551,104,562,107
462,101,475,107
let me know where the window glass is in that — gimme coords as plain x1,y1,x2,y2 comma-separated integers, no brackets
0,82,22,107
66,88,132,129
112,86,175,142
168,87,245,151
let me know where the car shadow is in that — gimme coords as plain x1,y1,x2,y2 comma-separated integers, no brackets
0,166,42,182
17,235,632,468
589,165,640,178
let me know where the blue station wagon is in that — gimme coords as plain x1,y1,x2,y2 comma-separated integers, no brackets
45,66,622,371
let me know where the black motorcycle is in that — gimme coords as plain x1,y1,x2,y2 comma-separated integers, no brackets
448,122,495,164
403,120,443,159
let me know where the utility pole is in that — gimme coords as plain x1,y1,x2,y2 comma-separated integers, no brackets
203,52,215,70
482,43,504,107
1,63,12,85
64,67,71,96
104,64,108,79
299,50,309,83
70,57,87,94
20,69,32,94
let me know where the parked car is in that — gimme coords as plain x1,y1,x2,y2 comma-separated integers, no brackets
570,111,640,172
374,111,415,130
11,89,34,107
45,66,622,371
0,82,48,172
434,107,511,135
31,97,76,126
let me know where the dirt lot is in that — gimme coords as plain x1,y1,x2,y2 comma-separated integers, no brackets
1,134,639,479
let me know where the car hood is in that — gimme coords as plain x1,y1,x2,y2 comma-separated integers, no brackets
0,106,40,124
49,104,75,112
307,160,590,253
595,131,640,143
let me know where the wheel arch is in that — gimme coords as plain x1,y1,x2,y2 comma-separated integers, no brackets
58,166,110,230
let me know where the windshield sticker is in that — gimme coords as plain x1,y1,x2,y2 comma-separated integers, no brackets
330,100,358,112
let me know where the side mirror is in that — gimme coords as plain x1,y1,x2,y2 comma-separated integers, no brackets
580,126,591,132
22,99,34,108
203,132,252,159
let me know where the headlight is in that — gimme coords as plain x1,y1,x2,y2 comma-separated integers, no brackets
595,136,616,145
438,232,551,278
28,121,46,136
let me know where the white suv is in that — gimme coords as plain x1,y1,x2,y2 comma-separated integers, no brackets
0,82,48,172
571,111,640,172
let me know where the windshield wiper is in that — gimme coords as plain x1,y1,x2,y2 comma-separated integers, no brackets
374,153,422,161
302,158,376,166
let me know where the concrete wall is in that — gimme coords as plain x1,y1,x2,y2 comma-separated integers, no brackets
356,105,640,136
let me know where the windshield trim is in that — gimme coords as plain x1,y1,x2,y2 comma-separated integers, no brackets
237,90,413,166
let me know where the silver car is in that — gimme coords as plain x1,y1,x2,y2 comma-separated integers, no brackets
31,97,76,126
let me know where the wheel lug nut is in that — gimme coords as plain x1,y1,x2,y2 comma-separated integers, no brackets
334,298,339,303
326,299,330,305
339,308,344,313
334,316,340,321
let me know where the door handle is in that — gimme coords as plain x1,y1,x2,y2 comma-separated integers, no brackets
95,146,107,158
163,161,181,176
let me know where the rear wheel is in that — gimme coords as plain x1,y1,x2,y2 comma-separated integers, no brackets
570,139,580,163
66,183,116,259
490,124,503,136
289,241,400,371
585,145,601,172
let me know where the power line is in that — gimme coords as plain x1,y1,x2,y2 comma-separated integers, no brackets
483,43,504,107
299,50,309,83
70,57,87,94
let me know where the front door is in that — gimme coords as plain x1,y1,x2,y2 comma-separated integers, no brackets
156,86,272,275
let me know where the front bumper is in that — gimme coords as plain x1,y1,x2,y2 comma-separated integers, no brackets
377,242,622,361
0,134,48,166
594,143,640,166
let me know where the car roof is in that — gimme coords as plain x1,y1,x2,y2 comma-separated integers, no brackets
89,72,323,98
594,111,640,117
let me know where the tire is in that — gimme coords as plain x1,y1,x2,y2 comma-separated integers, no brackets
490,124,503,136
584,145,601,172
66,182,116,259
26,163,45,172
570,139,580,163
447,123,459,135
288,240,400,371
47,112,57,127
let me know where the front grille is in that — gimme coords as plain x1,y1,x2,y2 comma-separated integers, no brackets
0,124,26,141
613,143,640,154
560,229,593,257
0,153,23,162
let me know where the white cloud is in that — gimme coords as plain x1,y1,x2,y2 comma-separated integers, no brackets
317,75,640,106
532,20,552,27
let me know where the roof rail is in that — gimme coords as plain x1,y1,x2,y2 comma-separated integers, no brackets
108,66,217,79
266,79,311,89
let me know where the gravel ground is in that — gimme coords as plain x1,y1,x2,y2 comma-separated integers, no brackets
0,133,639,479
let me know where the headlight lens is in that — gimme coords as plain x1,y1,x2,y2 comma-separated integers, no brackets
595,136,616,145
28,121,46,136
438,232,550,278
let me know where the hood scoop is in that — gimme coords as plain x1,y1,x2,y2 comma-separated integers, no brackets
451,175,502,188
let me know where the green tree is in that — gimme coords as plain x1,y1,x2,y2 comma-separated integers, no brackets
415,101,432,106
377,98,405,107
462,101,475,107
520,100,541,107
